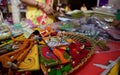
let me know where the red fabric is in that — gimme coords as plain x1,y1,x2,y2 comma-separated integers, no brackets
37,16,43,23
46,0,49,4
41,46,57,60
69,40,120,75
69,51,120,75
42,21,45,25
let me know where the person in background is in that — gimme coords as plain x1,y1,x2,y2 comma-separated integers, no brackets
56,3,67,16
65,4,71,12
80,3,87,11
20,0,54,28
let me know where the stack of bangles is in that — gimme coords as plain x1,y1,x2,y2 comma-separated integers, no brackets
35,1,46,9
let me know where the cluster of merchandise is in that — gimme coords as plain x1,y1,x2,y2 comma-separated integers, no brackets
0,3,120,75
57,10,120,50
0,23,94,75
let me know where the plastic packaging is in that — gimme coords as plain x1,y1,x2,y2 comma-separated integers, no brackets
0,25,11,40
10,0,20,24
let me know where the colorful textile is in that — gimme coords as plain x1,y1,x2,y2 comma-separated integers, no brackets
26,0,54,27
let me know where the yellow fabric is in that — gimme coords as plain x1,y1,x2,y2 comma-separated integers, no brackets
26,0,54,27
108,61,120,75
18,44,40,71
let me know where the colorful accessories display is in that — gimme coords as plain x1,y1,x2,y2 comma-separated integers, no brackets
0,21,95,75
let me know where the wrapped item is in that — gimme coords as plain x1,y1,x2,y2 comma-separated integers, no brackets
44,36,70,48
66,10,84,18
0,25,11,40
87,16,120,40
8,23,24,36
77,24,97,38
106,27,120,40
58,21,81,32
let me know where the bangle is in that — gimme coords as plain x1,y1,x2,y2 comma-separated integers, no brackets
35,1,39,7
39,2,46,9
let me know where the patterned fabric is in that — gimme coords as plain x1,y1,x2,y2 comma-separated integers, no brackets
26,0,54,27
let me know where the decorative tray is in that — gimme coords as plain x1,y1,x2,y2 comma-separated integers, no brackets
64,32,94,74
39,31,95,75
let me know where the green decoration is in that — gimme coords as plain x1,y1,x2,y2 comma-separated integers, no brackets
7,48,13,52
56,69,62,75
66,47,70,51
62,64,72,72
48,68,57,75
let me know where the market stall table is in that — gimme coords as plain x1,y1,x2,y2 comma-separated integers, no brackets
69,40,120,75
